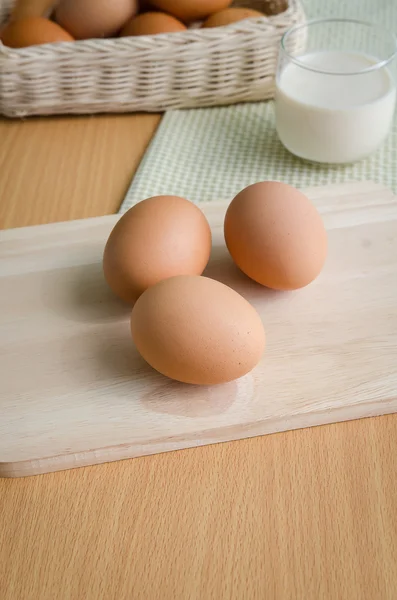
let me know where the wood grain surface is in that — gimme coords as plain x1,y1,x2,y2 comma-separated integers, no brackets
1,182,397,478
1,114,397,599
0,113,161,229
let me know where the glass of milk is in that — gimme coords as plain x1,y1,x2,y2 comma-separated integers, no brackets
275,19,397,164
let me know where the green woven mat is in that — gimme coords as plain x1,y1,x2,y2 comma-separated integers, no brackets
121,0,397,211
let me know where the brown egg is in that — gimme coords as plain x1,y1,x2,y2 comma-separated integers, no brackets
0,17,74,47
202,7,264,28
149,0,232,23
120,12,186,36
224,182,328,290
131,275,266,385
103,195,212,304
55,0,137,39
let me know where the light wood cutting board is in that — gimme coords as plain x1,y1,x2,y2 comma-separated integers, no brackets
1,181,396,478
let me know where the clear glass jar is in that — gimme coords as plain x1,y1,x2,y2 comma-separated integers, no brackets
275,18,397,164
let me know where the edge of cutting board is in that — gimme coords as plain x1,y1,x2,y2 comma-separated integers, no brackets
2,406,397,478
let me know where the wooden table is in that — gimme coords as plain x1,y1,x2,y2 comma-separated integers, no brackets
1,114,397,600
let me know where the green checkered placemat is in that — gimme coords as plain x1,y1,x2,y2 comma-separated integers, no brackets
120,0,397,211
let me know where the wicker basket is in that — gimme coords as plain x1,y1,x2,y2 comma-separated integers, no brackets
0,0,305,118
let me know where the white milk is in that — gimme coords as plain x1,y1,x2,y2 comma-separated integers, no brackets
275,51,396,164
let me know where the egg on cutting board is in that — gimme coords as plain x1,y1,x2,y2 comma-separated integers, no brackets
0,16,74,47
120,12,187,37
55,0,138,39
149,0,232,23
103,195,212,304
224,181,328,290
131,275,266,385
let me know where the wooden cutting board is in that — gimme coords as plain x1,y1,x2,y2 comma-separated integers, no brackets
1,181,396,478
